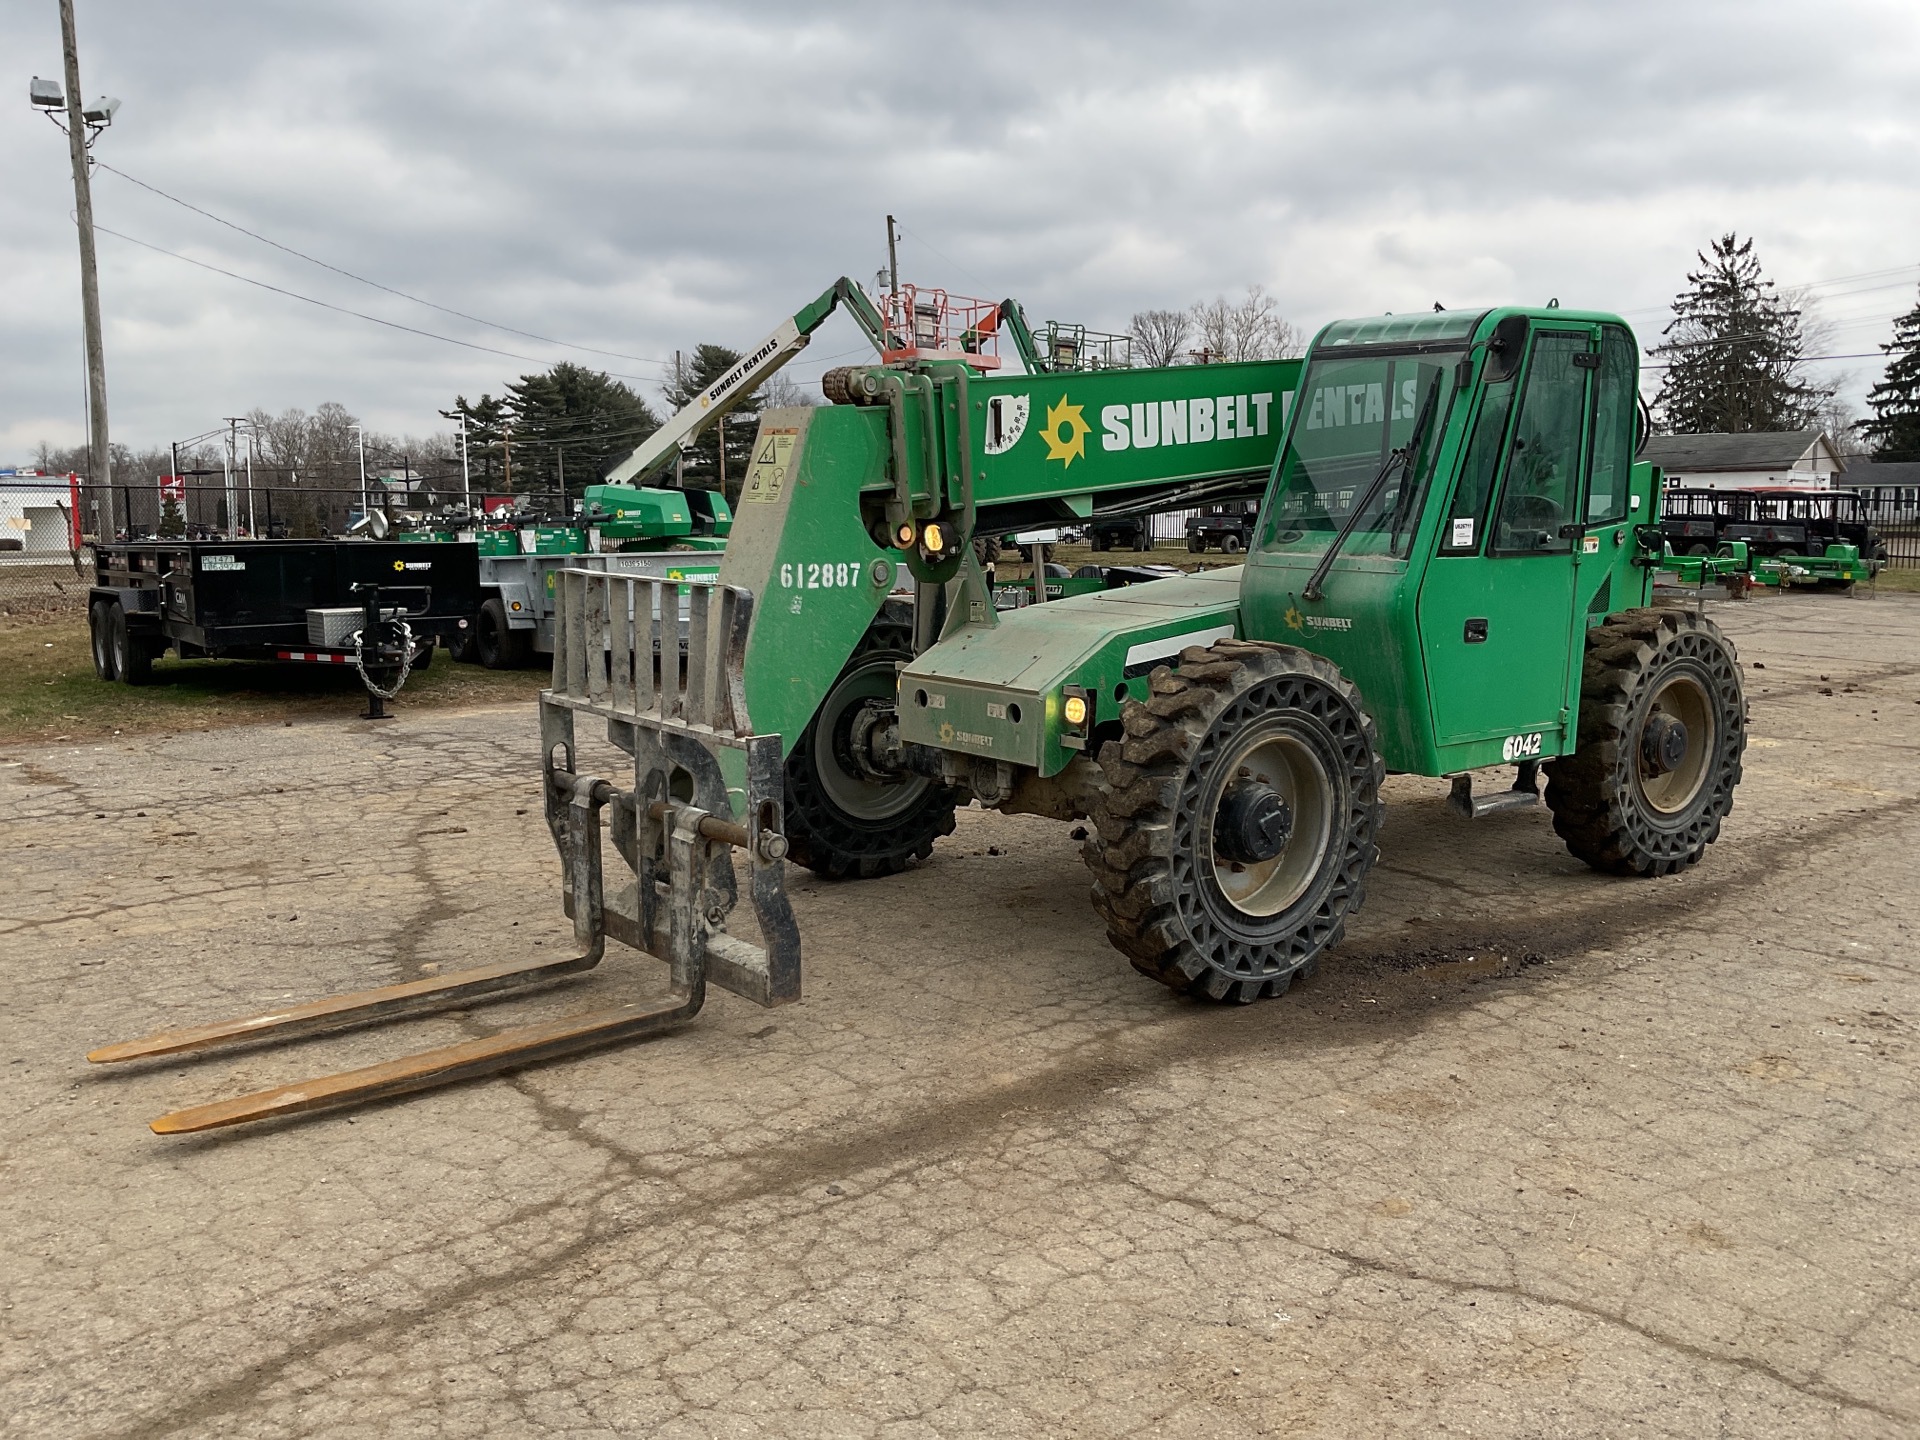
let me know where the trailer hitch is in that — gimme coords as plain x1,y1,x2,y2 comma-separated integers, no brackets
90,573,800,1133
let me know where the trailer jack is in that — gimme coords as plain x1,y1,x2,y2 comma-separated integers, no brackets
91,573,799,1134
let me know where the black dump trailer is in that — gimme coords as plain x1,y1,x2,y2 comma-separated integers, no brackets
87,539,481,707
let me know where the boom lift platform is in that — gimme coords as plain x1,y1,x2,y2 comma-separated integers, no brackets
98,288,1750,1133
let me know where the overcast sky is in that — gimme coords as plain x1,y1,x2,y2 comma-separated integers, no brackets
4,0,1916,466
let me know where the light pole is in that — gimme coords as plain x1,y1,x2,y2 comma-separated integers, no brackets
457,410,471,511
31,4,120,540
349,423,367,517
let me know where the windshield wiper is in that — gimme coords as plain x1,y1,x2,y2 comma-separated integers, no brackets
1301,380,1441,602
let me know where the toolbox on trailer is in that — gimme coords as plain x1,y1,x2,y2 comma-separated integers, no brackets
86,539,482,698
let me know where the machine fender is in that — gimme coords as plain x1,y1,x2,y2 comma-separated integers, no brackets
720,405,905,761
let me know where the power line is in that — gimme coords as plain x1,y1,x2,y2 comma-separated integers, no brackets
94,223,662,382
94,161,672,371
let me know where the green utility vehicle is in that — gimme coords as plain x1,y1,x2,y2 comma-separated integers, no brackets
99,289,1748,1132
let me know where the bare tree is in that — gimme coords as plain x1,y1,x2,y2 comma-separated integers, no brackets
1190,285,1302,363
1129,308,1194,368
757,371,821,408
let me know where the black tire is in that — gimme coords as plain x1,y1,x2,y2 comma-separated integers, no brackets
784,613,959,880
1220,532,1245,555
89,600,117,681
474,597,531,669
1089,532,1107,553
1187,535,1206,554
108,603,153,685
447,624,479,664
1133,526,1153,552
1685,543,1710,557
1084,639,1384,1003
1545,608,1745,877
973,534,1000,567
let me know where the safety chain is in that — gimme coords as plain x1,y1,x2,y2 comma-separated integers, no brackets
350,620,415,700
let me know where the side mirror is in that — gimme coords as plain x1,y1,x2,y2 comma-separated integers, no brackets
1484,315,1529,384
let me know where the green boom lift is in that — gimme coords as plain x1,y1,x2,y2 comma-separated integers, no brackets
98,291,1748,1132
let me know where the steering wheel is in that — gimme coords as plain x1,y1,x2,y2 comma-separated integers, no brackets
1502,492,1563,550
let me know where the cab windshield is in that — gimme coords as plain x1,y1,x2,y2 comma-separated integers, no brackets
1260,350,1458,558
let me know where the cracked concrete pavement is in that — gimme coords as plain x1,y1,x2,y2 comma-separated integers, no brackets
2,589,1916,1437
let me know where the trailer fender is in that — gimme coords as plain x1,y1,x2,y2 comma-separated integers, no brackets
90,585,162,629
495,580,537,629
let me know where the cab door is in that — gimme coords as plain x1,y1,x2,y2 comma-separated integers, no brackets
1417,326,1598,755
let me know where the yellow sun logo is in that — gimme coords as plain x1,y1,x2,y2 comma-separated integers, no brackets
1039,395,1090,468
1284,605,1305,632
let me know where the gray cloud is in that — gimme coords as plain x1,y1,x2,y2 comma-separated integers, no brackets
4,0,1915,460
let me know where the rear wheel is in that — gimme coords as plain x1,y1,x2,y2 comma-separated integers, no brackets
1187,535,1206,553
1220,532,1245,555
1545,608,1745,876
1085,639,1383,1002
784,614,958,880
475,597,531,669
1133,525,1153,552
89,600,118,681
1089,532,1108,553
108,603,154,685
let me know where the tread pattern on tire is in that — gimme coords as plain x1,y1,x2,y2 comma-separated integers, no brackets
1083,638,1384,1003
1545,607,1745,877
784,616,959,881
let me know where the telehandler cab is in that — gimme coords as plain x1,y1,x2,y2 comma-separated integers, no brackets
97,290,1745,1132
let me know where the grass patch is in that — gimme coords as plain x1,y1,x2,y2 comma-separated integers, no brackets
0,615,548,744
1869,566,1920,594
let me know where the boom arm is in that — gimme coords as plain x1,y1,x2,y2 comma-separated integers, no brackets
603,278,892,487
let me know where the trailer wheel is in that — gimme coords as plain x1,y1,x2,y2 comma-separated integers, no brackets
1545,608,1745,877
475,598,531,669
784,615,958,880
108,603,153,685
89,601,118,681
447,624,479,664
1085,639,1383,1002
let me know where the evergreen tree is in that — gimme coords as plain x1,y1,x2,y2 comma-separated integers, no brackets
1861,286,1920,462
1652,234,1830,434
494,363,661,498
662,344,764,501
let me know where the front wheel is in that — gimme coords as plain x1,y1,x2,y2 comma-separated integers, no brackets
1545,608,1745,876
1085,639,1383,1002
784,613,959,880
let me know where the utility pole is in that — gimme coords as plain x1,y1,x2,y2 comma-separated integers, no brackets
59,0,112,536
673,351,684,488
886,214,900,305
503,425,513,492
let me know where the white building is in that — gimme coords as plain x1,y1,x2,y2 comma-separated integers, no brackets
1640,431,1845,492
0,473,74,558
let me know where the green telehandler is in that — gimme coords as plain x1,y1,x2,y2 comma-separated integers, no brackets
97,289,1746,1132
